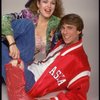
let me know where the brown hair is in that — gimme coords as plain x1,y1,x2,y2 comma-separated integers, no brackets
28,0,64,18
58,13,84,39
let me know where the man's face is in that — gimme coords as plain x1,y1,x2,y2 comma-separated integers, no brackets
60,24,81,45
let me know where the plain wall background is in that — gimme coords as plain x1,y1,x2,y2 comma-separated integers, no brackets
2,0,99,100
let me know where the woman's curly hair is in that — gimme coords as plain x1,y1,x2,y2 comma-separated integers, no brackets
25,0,64,18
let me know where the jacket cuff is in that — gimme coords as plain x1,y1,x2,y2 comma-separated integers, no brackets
57,92,69,100
50,97,59,100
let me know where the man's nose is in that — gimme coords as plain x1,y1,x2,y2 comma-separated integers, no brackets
63,29,68,34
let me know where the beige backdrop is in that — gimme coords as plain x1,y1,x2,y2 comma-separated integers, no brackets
2,0,99,100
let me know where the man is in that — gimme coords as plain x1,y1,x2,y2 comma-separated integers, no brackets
5,13,91,100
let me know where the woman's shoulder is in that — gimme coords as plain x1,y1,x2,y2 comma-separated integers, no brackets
48,15,60,28
20,8,34,18
50,15,60,22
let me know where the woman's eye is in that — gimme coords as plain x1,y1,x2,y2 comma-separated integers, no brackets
51,2,56,5
42,0,47,3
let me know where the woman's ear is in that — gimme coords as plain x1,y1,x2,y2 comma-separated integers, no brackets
37,0,40,8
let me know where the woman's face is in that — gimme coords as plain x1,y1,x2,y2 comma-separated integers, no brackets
37,0,56,18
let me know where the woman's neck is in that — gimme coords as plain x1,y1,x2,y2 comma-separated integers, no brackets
38,14,49,25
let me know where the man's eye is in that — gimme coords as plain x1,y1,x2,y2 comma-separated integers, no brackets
67,26,73,29
61,26,65,30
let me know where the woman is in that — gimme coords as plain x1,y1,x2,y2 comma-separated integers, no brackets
2,0,64,85
5,13,91,100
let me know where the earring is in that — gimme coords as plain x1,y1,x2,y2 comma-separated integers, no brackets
37,9,40,15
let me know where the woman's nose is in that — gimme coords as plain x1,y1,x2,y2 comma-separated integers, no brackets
47,3,52,8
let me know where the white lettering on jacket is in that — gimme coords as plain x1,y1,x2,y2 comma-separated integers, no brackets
49,66,66,86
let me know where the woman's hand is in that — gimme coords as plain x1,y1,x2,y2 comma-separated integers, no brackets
6,35,20,59
9,44,20,59
9,59,24,70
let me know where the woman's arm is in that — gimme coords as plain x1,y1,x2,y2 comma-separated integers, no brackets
2,9,31,36
6,35,20,59
2,13,22,59
2,14,14,36
2,9,34,59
